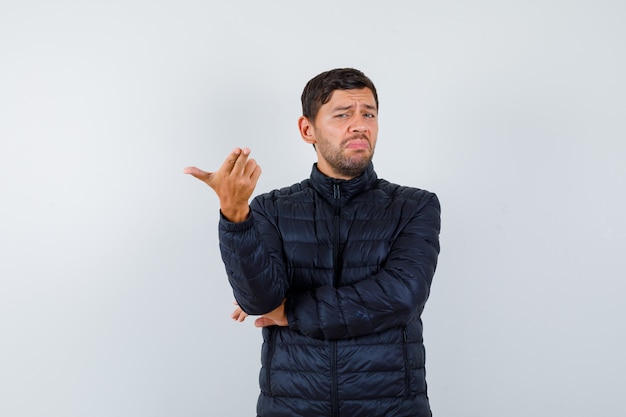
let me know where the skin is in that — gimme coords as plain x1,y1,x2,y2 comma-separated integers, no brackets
299,88,378,180
183,149,279,327
184,87,379,327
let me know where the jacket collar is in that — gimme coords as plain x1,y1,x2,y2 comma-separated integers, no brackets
309,162,378,205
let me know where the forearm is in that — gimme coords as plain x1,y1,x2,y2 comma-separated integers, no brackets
287,194,441,340
219,212,288,315
287,262,435,340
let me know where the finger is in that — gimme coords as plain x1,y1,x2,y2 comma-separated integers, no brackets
254,317,274,328
249,162,262,183
218,148,245,175
183,166,213,182
242,158,259,177
183,166,204,176
231,307,246,321
232,311,246,322
233,147,251,175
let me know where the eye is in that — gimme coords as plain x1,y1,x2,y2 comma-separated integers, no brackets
335,113,348,118
364,113,375,118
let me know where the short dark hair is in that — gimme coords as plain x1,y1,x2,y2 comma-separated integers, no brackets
301,68,378,121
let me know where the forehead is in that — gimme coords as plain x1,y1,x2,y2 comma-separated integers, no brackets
325,88,376,108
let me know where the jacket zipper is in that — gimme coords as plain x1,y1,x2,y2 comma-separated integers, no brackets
332,183,342,287
402,325,410,396
330,341,338,416
331,183,341,417
266,327,277,397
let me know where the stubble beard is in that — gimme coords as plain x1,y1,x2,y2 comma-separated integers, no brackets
318,135,375,179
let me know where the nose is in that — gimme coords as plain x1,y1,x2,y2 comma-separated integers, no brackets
350,123,367,133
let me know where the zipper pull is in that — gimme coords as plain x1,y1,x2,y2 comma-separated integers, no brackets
333,183,341,200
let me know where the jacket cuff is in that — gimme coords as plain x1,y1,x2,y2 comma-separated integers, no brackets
219,210,254,232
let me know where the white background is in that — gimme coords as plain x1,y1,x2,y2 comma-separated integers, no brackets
1,1,625,416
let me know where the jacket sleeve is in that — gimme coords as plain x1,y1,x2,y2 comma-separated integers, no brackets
285,193,441,340
218,198,288,316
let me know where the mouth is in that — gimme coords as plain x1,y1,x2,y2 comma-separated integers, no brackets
344,136,370,150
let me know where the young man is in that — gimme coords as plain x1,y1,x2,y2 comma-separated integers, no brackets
185,68,441,417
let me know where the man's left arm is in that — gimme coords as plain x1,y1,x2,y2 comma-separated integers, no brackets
285,193,441,340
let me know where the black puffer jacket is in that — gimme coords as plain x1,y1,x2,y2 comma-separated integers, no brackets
219,163,441,417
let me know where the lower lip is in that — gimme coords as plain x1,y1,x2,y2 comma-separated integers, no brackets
346,141,370,149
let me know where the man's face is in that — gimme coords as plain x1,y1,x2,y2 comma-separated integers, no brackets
304,88,378,180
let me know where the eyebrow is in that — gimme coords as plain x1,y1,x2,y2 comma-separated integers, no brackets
332,104,378,112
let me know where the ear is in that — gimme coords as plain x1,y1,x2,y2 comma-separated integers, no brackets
298,116,316,145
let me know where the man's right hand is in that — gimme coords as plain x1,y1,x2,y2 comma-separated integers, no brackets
184,147,262,222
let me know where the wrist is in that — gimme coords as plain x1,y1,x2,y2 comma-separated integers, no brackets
220,205,251,223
